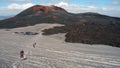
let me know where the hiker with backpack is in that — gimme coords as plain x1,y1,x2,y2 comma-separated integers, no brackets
20,50,24,59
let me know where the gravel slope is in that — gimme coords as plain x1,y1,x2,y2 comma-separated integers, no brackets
0,23,120,68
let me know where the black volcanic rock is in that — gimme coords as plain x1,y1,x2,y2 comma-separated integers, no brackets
65,23,120,47
42,23,120,47
14,32,39,35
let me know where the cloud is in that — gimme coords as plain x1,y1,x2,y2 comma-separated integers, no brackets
57,2,68,6
0,3,34,16
7,0,32,2
55,2,120,17
7,3,34,9
56,2,120,12
56,2,98,13
108,1,120,6
0,2,120,17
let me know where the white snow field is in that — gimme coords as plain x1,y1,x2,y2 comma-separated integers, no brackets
0,23,120,68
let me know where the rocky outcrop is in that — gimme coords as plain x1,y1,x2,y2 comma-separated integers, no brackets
65,23,120,47
42,23,120,47
14,32,39,35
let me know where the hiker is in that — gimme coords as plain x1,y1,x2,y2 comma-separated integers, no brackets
20,50,24,58
33,42,36,48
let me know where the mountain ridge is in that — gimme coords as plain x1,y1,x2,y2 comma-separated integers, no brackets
0,5,120,28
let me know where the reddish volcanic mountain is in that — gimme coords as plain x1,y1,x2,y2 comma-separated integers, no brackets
16,5,67,17
0,5,79,28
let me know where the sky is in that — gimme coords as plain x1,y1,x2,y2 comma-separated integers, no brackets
0,0,120,17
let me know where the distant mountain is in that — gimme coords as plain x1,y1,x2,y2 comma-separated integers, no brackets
0,5,80,28
0,5,120,28
0,5,120,47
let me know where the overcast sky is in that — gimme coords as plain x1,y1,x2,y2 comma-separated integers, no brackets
0,0,120,17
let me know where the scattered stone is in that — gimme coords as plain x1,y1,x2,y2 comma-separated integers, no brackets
14,32,39,35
